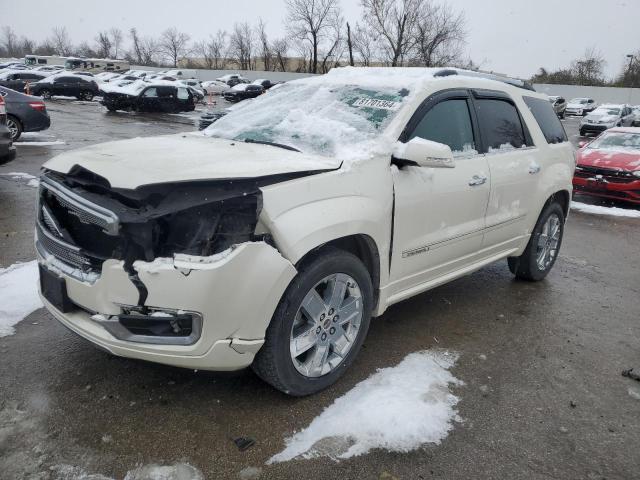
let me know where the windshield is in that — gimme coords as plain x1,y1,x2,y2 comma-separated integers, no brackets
570,98,588,104
592,107,620,115
25,57,36,66
588,132,640,151
205,83,409,157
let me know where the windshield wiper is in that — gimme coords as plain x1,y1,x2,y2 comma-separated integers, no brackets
244,138,300,152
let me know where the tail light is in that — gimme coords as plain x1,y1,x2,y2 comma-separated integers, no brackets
0,95,5,115
28,101,46,112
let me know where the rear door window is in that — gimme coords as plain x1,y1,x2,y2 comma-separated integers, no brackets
475,99,529,152
409,98,477,155
523,96,568,144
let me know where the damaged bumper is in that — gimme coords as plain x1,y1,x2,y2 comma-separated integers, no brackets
37,242,296,370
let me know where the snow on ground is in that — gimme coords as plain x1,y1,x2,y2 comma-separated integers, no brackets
0,171,39,187
269,350,463,463
14,140,65,146
571,201,640,218
0,260,42,337
50,463,204,480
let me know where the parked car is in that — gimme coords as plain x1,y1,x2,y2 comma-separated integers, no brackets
565,97,597,116
178,79,205,98
251,79,275,90
631,106,640,127
573,127,640,204
0,61,26,70
0,70,50,92
0,86,51,141
29,74,100,100
31,65,65,72
101,80,195,113
35,67,574,395
0,94,16,164
216,73,248,87
223,83,264,102
579,104,635,136
548,96,566,118
201,80,230,96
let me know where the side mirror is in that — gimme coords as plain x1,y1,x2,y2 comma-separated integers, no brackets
392,137,456,168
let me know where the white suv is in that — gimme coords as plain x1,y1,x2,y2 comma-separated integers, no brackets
36,68,574,395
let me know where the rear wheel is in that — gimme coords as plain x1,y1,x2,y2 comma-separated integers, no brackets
253,247,373,396
6,115,22,141
39,89,51,99
82,90,94,101
508,202,565,281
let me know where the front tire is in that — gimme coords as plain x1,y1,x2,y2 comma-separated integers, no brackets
39,89,51,99
508,202,565,281
82,90,94,101
253,247,373,396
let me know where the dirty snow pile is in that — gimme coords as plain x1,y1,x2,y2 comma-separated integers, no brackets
571,201,640,218
0,171,39,187
269,350,463,463
50,463,204,480
0,260,42,337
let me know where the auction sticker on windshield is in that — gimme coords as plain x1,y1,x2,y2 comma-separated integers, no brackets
353,97,401,110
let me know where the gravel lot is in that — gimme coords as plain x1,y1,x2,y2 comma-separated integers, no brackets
1,101,639,480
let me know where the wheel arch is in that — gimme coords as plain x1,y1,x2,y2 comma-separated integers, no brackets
543,189,571,219
295,234,381,313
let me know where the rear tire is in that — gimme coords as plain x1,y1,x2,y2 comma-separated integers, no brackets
39,89,51,99
508,202,565,282
6,115,22,141
253,247,373,396
82,90,94,101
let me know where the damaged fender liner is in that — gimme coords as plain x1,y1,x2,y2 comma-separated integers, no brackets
39,165,337,305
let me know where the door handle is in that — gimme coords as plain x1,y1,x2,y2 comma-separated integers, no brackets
529,163,541,174
468,174,487,186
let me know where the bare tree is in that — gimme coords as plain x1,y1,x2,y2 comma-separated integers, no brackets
196,30,228,69
19,36,36,56
77,41,97,58
272,37,289,72
411,1,466,67
50,27,73,56
110,28,123,58
1,26,19,57
571,47,606,86
256,19,273,71
346,22,355,66
360,0,423,66
352,23,376,66
159,27,190,67
130,28,144,64
285,0,341,73
95,31,112,58
320,12,345,73
228,22,254,70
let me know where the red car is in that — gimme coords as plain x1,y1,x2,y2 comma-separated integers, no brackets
573,127,640,204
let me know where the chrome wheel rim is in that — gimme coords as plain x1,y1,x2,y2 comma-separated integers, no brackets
6,118,18,140
536,213,561,271
290,273,363,378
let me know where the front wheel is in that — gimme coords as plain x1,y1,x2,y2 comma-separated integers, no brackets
82,90,94,101
39,89,51,99
508,202,565,281
253,247,373,396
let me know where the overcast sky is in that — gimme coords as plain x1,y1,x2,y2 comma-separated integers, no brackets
4,0,639,79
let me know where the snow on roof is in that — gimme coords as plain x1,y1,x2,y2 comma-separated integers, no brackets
100,78,180,95
34,71,94,83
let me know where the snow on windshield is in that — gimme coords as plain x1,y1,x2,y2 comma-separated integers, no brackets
588,132,640,152
205,83,409,158
570,98,588,104
592,107,620,115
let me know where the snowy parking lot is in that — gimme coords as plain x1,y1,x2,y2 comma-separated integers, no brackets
1,102,639,479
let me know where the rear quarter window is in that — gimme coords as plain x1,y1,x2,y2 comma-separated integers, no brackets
524,96,568,144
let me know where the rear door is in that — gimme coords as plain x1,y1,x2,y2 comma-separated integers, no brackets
390,89,490,293
139,87,160,111
473,90,539,250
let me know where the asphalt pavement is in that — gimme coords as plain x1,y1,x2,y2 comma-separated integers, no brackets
0,102,639,480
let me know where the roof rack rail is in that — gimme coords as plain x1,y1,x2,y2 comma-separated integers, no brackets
435,68,536,92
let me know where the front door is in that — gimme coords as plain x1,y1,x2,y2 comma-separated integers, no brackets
390,90,490,296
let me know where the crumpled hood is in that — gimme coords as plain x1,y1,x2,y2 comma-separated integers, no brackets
584,113,617,123
44,133,342,189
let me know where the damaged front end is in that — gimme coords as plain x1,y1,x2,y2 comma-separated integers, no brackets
35,166,307,349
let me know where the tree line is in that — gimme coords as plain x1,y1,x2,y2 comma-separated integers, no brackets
531,47,640,88
0,0,472,73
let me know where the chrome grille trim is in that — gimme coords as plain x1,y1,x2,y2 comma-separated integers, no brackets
40,175,120,236
36,220,93,269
